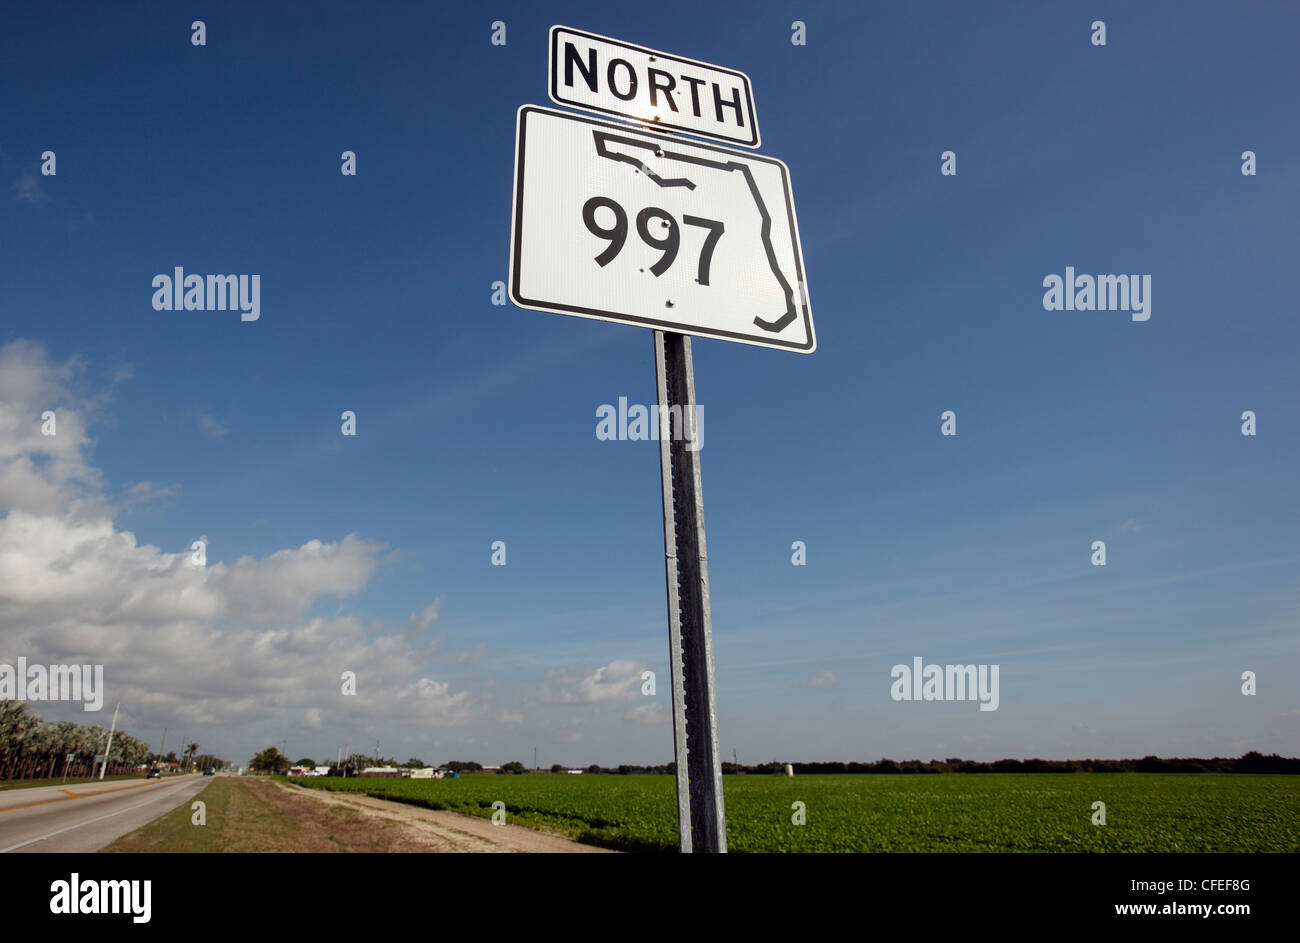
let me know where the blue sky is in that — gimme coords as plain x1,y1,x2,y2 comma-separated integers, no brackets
2,0,1297,767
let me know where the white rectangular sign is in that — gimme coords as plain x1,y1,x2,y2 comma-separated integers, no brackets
549,26,760,148
509,106,814,353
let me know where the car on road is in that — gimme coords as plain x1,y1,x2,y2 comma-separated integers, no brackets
203,767,216,776
146,767,161,779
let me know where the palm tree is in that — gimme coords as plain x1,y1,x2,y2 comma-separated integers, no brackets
0,705,164,781
0,701,34,778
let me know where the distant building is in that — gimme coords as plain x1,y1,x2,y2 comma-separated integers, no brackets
566,769,583,774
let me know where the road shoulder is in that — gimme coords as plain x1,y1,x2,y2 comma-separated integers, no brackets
104,776,616,853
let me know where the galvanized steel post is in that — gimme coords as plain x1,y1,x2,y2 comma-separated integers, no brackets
653,329,727,853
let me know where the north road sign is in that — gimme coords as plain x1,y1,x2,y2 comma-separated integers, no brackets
549,26,760,148
508,105,814,353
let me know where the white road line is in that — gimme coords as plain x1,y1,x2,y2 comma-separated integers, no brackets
0,780,198,853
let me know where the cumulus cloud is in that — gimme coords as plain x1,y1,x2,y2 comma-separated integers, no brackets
197,413,229,438
530,660,646,705
14,173,47,204
408,602,440,633
801,669,838,689
395,678,474,725
0,340,480,744
624,703,666,725
456,642,489,665
0,340,103,517
118,480,181,510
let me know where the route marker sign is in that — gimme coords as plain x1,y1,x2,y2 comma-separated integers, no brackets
508,105,815,353
549,26,760,148
509,26,815,853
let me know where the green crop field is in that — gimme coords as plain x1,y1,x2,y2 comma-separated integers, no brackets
288,773,1299,852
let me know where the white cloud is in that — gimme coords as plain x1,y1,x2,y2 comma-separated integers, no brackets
408,601,440,632
119,480,181,510
396,678,474,725
217,535,382,624
624,703,666,725
197,413,229,438
456,642,489,665
531,660,646,705
802,669,838,689
0,340,103,517
0,340,480,743
14,173,47,204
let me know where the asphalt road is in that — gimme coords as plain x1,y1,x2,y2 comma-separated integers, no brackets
0,774,212,853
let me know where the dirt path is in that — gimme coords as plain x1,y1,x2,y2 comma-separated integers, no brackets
274,782,617,853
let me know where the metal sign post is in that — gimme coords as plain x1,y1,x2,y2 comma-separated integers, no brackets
654,329,726,853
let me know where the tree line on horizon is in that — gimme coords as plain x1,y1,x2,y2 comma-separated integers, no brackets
741,752,1300,775
485,752,1300,775
437,752,1299,775
250,750,1300,776
0,701,223,780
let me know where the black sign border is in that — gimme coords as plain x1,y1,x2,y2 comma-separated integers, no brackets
509,105,815,354
548,26,761,149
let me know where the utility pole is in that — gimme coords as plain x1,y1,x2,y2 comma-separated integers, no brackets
159,727,167,761
534,746,537,770
99,702,120,781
